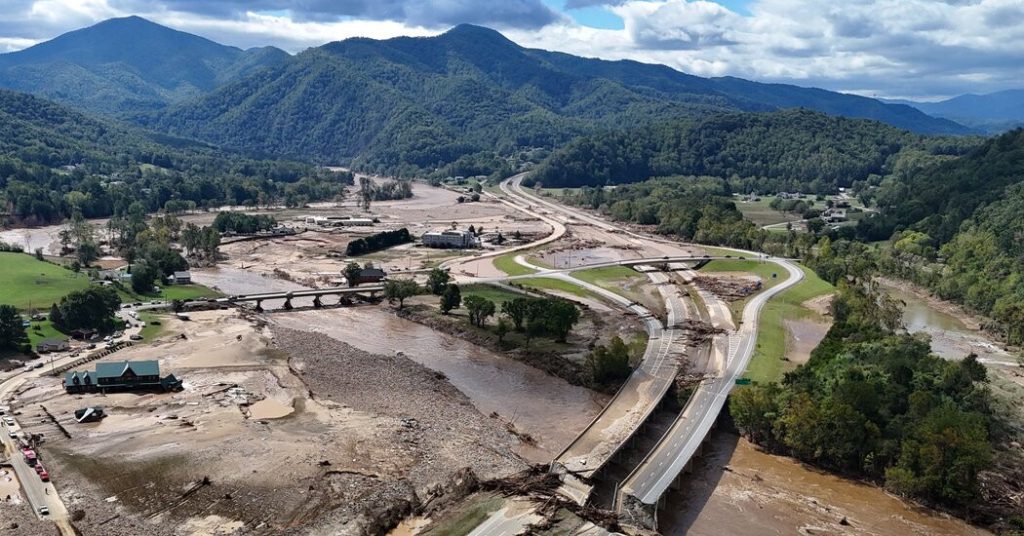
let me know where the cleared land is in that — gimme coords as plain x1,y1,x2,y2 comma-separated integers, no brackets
0,252,90,310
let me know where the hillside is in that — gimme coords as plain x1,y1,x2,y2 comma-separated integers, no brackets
0,16,288,114
0,90,343,225
148,24,970,176
527,110,979,192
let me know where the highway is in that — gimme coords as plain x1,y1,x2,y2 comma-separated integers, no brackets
616,257,804,525
486,175,804,530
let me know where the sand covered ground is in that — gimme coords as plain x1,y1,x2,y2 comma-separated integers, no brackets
6,309,525,535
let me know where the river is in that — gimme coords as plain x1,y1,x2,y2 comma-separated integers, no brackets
883,284,1016,367
191,266,605,462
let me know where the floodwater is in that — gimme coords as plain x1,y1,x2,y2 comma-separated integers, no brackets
0,223,64,255
192,267,605,462
883,284,1016,367
663,430,990,536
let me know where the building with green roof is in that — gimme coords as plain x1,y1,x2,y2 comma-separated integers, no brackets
64,360,182,394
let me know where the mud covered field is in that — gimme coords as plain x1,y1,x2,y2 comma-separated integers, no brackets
6,310,526,535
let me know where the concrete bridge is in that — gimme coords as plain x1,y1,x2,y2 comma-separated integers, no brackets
217,285,384,311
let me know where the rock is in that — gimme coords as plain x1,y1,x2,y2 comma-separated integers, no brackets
839,517,850,526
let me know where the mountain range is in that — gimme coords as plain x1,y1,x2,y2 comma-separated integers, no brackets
0,16,288,114
0,17,975,175
889,90,1024,134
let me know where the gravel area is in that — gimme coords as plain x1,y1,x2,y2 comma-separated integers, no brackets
271,327,527,534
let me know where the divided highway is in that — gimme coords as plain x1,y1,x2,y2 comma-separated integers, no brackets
616,258,803,525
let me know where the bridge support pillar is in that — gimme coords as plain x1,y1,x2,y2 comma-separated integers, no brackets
283,298,293,310
255,300,263,312
313,296,323,308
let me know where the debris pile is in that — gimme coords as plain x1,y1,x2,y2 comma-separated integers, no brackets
694,275,762,301
676,318,726,346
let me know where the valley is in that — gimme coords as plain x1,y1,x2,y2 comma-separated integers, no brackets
0,9,1022,536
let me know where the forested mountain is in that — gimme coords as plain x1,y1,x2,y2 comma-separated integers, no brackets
528,110,979,192
147,23,970,177
895,90,1024,134
0,90,346,225
853,129,1024,342
864,128,1024,243
0,16,288,114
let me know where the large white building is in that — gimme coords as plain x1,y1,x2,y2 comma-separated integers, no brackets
421,229,478,249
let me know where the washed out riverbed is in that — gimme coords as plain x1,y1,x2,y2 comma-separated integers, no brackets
192,267,605,462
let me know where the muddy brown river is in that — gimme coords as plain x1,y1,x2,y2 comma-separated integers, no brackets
883,284,1016,367
192,267,604,462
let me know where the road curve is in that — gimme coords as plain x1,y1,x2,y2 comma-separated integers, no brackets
617,257,803,517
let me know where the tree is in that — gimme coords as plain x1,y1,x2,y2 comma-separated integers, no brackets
464,295,496,327
76,241,99,266
426,268,451,295
359,177,374,211
131,261,160,294
384,279,420,309
343,262,363,288
53,287,121,332
0,305,28,351
539,299,581,342
48,304,62,330
496,318,509,343
440,284,461,314
501,298,530,331
587,336,632,385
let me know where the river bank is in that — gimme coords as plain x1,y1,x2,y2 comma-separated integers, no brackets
878,277,1018,367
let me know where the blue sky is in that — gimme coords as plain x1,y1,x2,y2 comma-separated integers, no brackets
0,0,1021,100
548,0,750,29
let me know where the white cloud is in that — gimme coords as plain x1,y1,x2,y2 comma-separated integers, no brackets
0,0,1021,99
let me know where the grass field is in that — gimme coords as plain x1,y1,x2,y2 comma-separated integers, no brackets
572,265,639,286
25,319,66,348
735,197,804,227
0,252,91,310
460,284,525,306
492,251,537,276
515,277,600,301
421,496,505,536
117,283,223,303
745,265,834,383
138,312,166,340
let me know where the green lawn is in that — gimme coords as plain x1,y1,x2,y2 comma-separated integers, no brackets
137,312,166,340
492,251,536,276
0,252,91,310
117,283,222,303
735,197,803,227
25,319,66,348
745,265,834,383
572,265,639,286
515,277,599,301
460,283,527,306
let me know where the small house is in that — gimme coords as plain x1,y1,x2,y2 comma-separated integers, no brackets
355,268,386,284
170,271,192,285
36,338,69,354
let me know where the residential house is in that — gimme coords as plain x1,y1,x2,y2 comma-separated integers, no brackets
170,271,192,285
355,268,386,284
36,338,69,354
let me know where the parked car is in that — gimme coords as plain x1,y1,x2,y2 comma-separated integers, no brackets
129,334,143,341
38,506,49,516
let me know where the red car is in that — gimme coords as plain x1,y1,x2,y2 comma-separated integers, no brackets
38,469,49,482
